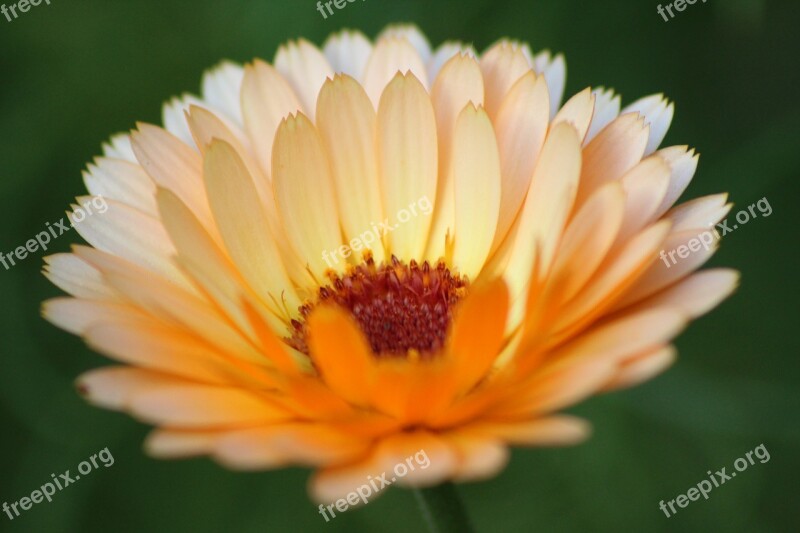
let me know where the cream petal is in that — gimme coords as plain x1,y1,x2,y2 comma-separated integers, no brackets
322,29,373,80
616,156,671,242
214,425,368,470
82,157,157,217
157,188,292,334
145,429,219,458
614,228,721,308
622,94,674,156
472,416,590,447
43,253,116,300
201,60,245,126
552,87,595,141
427,41,477,82
101,133,137,162
240,60,303,178
74,245,266,365
550,182,625,302
272,113,343,280
130,124,217,238
202,140,299,312
363,36,430,107
532,50,566,118
502,123,582,307
42,297,138,335
84,318,274,388
664,193,731,232
69,197,193,291
491,72,550,252
480,41,532,120
162,93,204,146
614,268,739,319
451,104,501,278
128,384,288,428
378,24,432,64
585,87,621,144
376,73,438,260
653,146,699,217
603,346,676,391
316,75,386,264
552,220,672,338
425,53,484,262
274,39,333,122
448,434,509,482
575,112,649,208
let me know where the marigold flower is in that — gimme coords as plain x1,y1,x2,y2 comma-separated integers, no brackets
43,24,738,505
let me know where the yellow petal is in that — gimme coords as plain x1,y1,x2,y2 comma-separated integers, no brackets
450,104,501,277
425,53,484,262
272,114,343,280
315,75,386,264
203,140,299,313
376,73,438,260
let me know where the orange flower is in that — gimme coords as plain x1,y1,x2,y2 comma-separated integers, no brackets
43,25,737,505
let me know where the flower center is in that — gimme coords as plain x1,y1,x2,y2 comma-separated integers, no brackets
288,255,469,358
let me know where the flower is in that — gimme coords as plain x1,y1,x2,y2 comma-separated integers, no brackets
43,24,738,504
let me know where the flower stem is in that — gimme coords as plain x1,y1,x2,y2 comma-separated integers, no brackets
412,482,476,533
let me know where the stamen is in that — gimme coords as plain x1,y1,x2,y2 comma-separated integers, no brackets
288,255,468,358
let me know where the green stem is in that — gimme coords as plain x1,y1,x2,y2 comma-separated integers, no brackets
412,482,476,533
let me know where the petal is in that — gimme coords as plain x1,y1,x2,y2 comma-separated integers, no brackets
616,156,671,242
203,140,299,312
82,157,157,216
425,53,484,262
575,113,649,208
323,29,373,80
585,87,621,143
43,253,116,300
316,75,386,264
376,73,438,260
214,424,369,469
531,51,566,118
307,305,375,407
201,60,245,126
274,39,333,122
617,268,739,319
622,94,674,156
272,114,343,280
447,277,509,395
549,182,625,302
603,345,676,391
552,87,595,141
427,41,477,81
469,416,590,446
653,146,699,217
364,36,430,107
501,123,582,305
480,41,532,120
491,72,550,252
240,60,303,178
377,24,432,64
451,104,501,277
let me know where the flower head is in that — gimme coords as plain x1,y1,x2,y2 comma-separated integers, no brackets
43,24,737,504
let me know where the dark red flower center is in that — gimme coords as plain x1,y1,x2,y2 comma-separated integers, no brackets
288,255,468,358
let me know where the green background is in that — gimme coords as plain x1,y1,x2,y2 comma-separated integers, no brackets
1,0,798,531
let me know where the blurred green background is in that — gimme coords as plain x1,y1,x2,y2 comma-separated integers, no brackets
1,0,798,531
